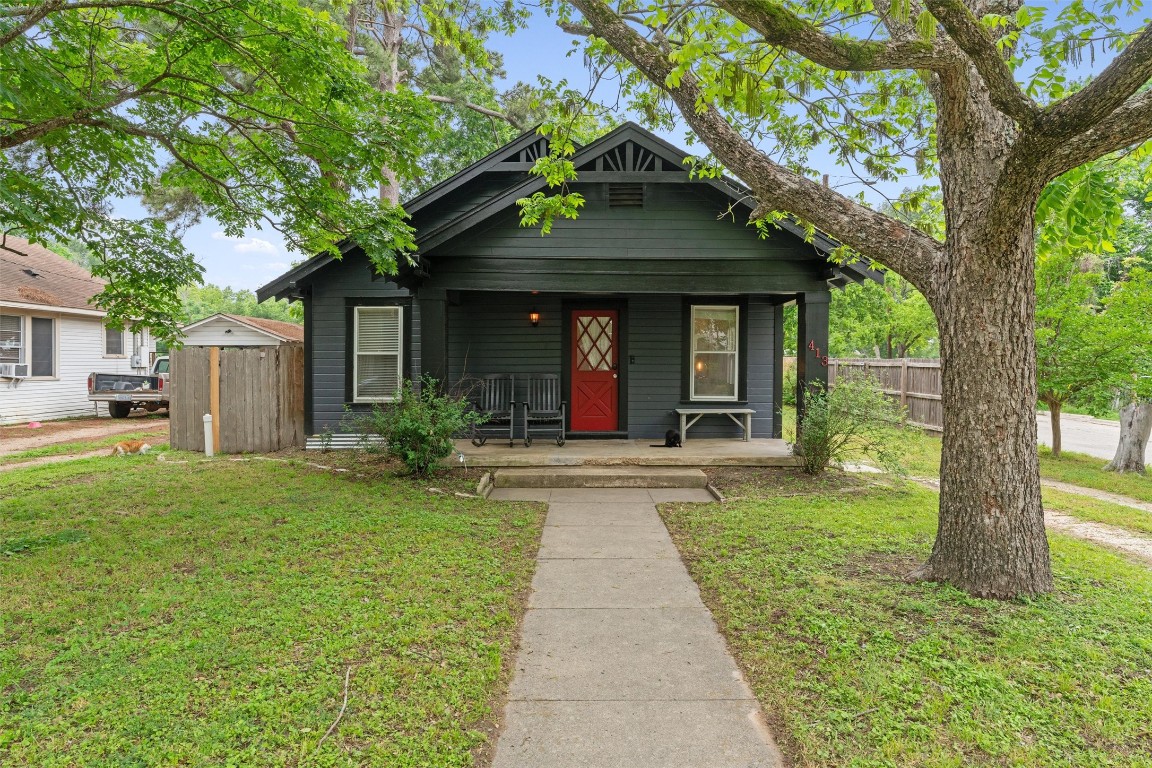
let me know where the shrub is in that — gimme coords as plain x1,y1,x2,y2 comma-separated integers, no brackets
795,374,906,475
346,376,485,476
782,363,797,407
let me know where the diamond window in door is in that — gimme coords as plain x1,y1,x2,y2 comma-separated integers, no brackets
576,315,614,371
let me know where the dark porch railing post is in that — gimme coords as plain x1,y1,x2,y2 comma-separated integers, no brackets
796,291,830,440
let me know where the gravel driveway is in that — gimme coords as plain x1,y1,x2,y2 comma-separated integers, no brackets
0,415,169,457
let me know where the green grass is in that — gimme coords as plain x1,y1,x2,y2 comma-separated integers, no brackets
899,431,1152,504
0,430,170,465
0,457,545,766
661,482,1152,767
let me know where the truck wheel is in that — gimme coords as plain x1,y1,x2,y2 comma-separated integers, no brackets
108,401,132,418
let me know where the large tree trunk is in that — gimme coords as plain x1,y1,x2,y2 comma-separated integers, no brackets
1104,400,1151,474
912,224,1053,597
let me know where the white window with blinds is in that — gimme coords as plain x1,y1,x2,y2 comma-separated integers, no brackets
353,306,403,402
0,315,22,364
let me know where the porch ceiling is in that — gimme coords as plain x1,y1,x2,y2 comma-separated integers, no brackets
453,438,798,468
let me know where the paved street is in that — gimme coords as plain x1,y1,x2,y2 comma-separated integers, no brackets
1036,412,1121,461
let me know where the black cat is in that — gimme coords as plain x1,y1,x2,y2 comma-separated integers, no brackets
650,429,682,448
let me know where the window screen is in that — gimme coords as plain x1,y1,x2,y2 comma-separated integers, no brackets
690,305,738,400
0,315,21,364
105,324,124,355
354,306,402,402
30,317,54,377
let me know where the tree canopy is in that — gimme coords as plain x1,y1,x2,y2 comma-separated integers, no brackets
1,0,432,339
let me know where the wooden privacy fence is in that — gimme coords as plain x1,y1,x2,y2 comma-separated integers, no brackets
170,344,305,453
828,358,942,432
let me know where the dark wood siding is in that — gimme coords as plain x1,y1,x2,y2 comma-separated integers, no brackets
307,250,417,433
445,292,776,439
426,184,829,294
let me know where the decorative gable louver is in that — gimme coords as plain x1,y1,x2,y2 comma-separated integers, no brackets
608,183,644,207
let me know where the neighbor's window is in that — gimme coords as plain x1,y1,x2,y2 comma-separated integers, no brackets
30,317,54,377
690,305,739,401
105,324,124,356
353,306,402,402
0,315,22,364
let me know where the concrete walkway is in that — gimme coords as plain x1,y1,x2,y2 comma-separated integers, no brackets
489,487,782,768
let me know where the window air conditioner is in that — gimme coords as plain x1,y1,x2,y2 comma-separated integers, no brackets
0,363,30,378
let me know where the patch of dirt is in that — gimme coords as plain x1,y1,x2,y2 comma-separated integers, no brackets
838,551,922,582
705,466,867,498
1045,511,1152,566
0,450,109,472
0,414,168,456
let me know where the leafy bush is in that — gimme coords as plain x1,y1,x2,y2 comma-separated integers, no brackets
782,363,797,407
795,374,906,475
346,377,484,476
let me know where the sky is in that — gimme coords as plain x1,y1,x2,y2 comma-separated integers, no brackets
127,3,1139,294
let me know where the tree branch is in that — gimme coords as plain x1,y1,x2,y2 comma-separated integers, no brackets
1041,89,1152,177
1039,26,1152,140
716,0,953,72
922,0,1039,126
567,0,943,297
424,94,524,130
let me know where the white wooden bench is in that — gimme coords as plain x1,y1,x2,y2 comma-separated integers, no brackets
675,408,756,442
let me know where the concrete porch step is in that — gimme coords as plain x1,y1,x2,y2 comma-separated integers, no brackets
493,466,708,489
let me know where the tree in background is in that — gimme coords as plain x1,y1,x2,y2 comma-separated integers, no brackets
178,285,299,325
2,0,432,341
1034,252,1117,457
830,272,938,358
1101,269,1152,474
542,0,1152,598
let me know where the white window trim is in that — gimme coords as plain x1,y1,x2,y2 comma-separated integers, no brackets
352,305,403,403
690,304,739,402
104,324,127,358
27,314,59,380
0,312,24,366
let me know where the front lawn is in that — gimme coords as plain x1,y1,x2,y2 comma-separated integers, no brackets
662,476,1152,767
0,456,545,766
900,430,1152,504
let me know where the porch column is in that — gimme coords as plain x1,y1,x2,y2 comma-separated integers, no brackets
418,287,448,385
795,291,830,433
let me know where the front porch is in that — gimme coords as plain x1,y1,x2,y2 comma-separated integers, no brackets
454,437,798,468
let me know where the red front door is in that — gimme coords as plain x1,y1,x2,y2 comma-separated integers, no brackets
570,309,619,432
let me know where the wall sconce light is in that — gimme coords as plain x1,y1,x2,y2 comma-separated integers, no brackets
695,359,706,374
529,308,540,327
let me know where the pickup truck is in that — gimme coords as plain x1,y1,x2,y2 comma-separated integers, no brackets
88,356,169,418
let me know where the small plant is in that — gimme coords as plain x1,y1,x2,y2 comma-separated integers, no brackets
318,426,334,453
348,376,485,476
795,374,906,475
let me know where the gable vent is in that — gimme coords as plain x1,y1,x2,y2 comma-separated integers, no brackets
608,183,644,208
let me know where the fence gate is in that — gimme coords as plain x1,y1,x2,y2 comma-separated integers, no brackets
170,344,305,453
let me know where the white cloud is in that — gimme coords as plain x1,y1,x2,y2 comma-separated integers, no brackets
211,231,278,255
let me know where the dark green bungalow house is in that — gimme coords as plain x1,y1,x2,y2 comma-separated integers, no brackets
256,122,877,443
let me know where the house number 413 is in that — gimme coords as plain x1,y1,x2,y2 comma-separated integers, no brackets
807,340,829,367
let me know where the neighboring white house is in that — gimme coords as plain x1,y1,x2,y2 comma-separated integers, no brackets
0,236,156,425
179,313,303,347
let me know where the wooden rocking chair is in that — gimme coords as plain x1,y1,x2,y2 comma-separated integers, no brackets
470,374,516,447
523,374,566,447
